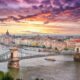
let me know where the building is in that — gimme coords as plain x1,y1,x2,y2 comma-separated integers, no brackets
0,30,13,45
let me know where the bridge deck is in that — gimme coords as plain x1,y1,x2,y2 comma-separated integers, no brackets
0,53,55,62
0,47,74,62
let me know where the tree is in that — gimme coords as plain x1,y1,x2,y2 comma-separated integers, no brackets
64,47,69,51
42,45,46,48
2,72,14,80
0,71,4,80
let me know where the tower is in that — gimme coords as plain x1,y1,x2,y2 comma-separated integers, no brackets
8,47,20,69
6,30,10,36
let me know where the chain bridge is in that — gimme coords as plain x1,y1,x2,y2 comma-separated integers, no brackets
0,47,55,62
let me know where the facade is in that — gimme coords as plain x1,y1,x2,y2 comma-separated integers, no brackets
0,30,13,45
66,39,80,52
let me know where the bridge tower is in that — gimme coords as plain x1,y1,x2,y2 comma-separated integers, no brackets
8,47,20,69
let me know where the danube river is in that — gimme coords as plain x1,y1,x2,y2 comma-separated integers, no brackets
0,45,80,80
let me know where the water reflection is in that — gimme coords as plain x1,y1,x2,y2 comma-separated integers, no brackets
20,61,80,80
19,55,80,80
73,62,80,80
1,55,80,80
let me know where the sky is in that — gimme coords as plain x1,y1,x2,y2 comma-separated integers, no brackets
0,0,80,35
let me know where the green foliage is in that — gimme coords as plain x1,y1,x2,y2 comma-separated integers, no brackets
42,45,46,48
2,73,14,80
64,48,69,50
0,71,4,80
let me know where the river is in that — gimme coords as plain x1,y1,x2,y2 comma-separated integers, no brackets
0,55,80,80
0,45,80,80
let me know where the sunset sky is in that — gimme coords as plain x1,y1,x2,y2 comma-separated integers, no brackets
0,0,80,35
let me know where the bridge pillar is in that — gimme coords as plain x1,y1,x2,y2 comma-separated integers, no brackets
74,47,80,62
8,47,20,69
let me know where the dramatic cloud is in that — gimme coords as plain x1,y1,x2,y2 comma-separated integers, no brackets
0,0,80,9
0,0,80,35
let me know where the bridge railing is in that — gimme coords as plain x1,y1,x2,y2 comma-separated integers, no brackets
0,48,56,62
0,51,10,62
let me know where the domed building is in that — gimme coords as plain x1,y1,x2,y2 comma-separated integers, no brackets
6,30,10,36
1,30,13,45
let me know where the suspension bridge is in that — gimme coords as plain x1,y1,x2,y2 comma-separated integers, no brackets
0,47,55,62
0,46,76,69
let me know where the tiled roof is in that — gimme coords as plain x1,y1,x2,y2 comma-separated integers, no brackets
70,39,80,43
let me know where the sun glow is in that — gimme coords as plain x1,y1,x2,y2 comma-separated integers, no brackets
0,20,80,35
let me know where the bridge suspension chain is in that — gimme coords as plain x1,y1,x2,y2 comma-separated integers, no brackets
0,51,10,62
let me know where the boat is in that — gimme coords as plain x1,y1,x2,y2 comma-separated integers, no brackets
45,57,56,61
